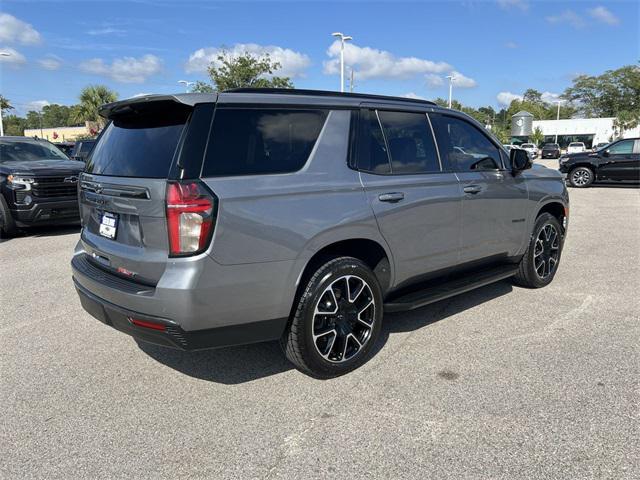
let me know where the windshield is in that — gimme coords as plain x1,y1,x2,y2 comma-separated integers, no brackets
0,140,69,163
569,143,583,147
543,144,559,148
521,144,534,148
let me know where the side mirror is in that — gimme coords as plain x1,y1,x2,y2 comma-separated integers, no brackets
511,148,532,173
602,149,610,157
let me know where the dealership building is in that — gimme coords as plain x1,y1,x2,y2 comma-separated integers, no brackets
510,111,640,148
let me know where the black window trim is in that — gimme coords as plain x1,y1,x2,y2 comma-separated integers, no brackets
356,108,446,177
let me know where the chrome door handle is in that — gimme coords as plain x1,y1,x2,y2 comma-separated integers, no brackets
378,192,405,203
463,185,482,194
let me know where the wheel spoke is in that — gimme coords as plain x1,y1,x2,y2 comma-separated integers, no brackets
348,276,365,303
315,286,338,315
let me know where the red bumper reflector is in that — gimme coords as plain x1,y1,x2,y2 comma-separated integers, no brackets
129,318,166,331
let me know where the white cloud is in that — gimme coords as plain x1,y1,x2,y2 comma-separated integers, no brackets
79,54,162,83
497,91,523,106
86,27,127,36
505,41,518,49
185,44,310,78
324,41,451,80
588,6,620,26
0,47,26,65
38,54,62,70
540,91,561,103
450,71,477,88
496,0,529,11
26,100,50,112
0,13,41,45
425,74,444,88
546,10,586,28
403,92,427,100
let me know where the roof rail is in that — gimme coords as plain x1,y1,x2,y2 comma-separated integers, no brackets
223,87,437,106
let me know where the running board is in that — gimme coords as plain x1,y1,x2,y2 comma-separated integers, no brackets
384,265,518,313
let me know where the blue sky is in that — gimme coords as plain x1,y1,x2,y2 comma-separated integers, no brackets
1,0,638,114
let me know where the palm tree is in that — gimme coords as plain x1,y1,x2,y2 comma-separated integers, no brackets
73,85,118,128
0,95,14,112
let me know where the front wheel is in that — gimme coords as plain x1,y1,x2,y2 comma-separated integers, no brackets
513,213,564,288
568,166,594,188
282,256,383,378
0,195,17,238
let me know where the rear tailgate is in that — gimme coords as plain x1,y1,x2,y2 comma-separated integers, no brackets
77,96,213,285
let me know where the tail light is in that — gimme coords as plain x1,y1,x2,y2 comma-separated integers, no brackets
166,181,216,256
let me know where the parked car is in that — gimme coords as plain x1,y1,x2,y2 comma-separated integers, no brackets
592,142,609,152
541,143,561,159
567,142,586,154
70,140,96,162
0,137,84,237
71,89,569,378
520,143,539,159
54,141,76,157
559,137,640,187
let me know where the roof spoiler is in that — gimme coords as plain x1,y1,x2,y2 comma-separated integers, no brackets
99,93,218,120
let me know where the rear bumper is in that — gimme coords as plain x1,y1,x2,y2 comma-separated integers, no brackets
74,279,287,350
12,197,80,227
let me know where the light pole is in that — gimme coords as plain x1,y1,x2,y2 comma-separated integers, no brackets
178,80,195,93
331,32,352,92
0,51,11,136
554,100,563,144
446,74,456,108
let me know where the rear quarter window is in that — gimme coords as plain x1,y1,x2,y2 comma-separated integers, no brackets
201,108,327,177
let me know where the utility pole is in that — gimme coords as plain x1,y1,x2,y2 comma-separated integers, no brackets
446,74,456,108
331,32,353,92
349,68,355,93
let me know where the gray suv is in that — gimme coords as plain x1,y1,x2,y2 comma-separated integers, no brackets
71,89,569,378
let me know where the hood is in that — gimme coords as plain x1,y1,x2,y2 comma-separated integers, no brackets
0,159,85,176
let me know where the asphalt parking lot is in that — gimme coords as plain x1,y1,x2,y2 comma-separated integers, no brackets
2,174,639,479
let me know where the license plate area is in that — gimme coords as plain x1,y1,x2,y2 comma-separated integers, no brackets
99,211,118,239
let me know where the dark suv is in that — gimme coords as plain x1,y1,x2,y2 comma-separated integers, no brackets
559,138,640,187
541,143,561,159
0,137,83,237
71,89,569,378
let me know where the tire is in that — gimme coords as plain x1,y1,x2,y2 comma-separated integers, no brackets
513,213,564,289
568,166,594,188
0,195,17,238
282,256,383,378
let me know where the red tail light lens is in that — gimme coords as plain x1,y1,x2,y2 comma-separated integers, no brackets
129,317,166,331
166,181,216,256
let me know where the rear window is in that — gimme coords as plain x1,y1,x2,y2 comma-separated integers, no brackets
202,108,327,177
569,142,583,147
85,109,188,178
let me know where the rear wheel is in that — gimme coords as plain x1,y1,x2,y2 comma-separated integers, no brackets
569,166,594,188
0,195,17,238
513,213,563,288
282,256,383,378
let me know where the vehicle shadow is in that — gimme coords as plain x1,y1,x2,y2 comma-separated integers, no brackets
0,224,81,243
137,280,513,385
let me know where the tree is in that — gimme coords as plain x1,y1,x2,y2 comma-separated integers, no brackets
563,65,640,118
530,126,544,146
73,85,118,127
613,110,640,138
191,81,215,93
3,114,26,136
196,50,294,92
0,95,13,112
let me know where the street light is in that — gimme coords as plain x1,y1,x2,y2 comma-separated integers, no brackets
331,32,352,93
0,51,12,137
446,74,456,108
178,80,195,93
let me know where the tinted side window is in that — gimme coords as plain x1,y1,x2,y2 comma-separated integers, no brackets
202,109,327,177
378,111,440,174
357,109,390,174
430,114,502,171
609,140,634,154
